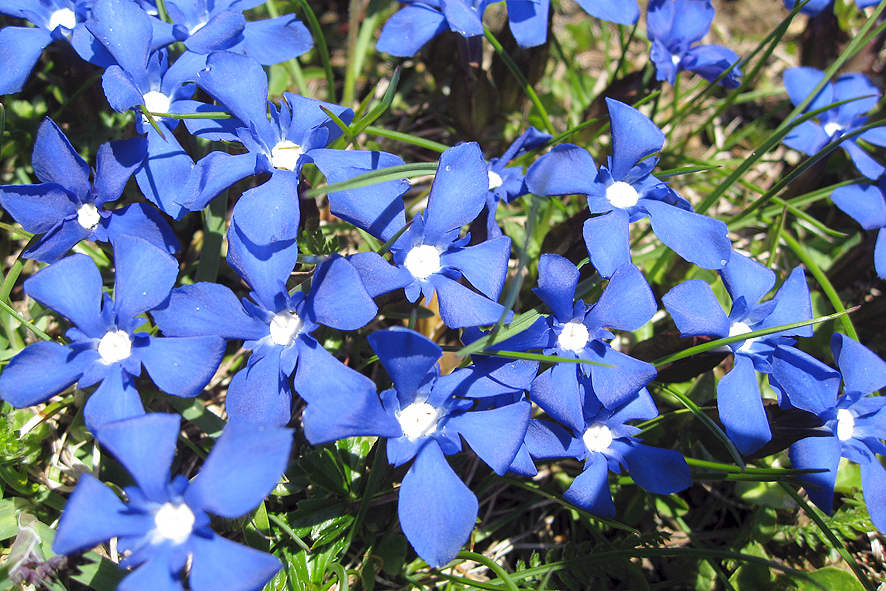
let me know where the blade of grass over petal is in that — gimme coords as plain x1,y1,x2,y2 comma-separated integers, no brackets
661,385,745,471
304,162,438,198
138,105,166,140
363,126,448,153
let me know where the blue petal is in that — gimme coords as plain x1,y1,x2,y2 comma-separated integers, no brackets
431,274,508,329
606,99,666,181
188,531,282,591
440,0,484,35
32,118,90,190
422,143,488,245
524,418,582,459
83,369,146,433
830,183,886,230
506,0,548,48
231,172,301,245
842,140,885,180
104,203,180,255
607,387,659,424
783,120,829,155
832,333,886,398
135,125,193,220
832,73,880,121
717,355,771,455
376,3,447,57
179,99,241,141
23,220,91,264
525,144,597,197
0,26,52,94
52,473,150,555
762,266,813,337
93,413,180,503
112,235,179,320
662,279,730,338
87,0,153,87
563,454,615,516
185,420,291,518
93,137,148,207
643,199,731,270
589,346,657,409
233,14,313,64
152,283,267,340
367,327,441,398
117,551,181,591
0,342,88,408
573,0,639,23
877,228,886,279
591,263,655,331
184,10,246,54
306,255,377,330
446,401,531,474
668,0,714,45
347,252,414,298
771,346,840,416
683,44,742,89
530,364,584,434
620,440,692,493
226,219,299,312
789,435,841,514
533,253,579,323
137,335,224,397
309,149,408,242
178,151,260,213
783,67,832,112
721,251,774,308
24,253,104,337
0,183,76,235
859,455,886,533
441,236,511,300
398,442,478,568
195,52,271,138
582,209,632,279
225,353,291,426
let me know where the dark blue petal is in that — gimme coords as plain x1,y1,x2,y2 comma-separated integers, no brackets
783,67,832,112
589,346,657,409
446,401,530,475
762,266,812,337
530,364,584,434
582,209,632,279
717,355,771,455
525,144,597,197
606,99,665,181
117,551,181,591
31,118,89,191
662,279,730,338
721,251,774,308
152,283,267,340
225,353,291,426
179,99,241,141
783,120,829,155
185,420,291,518
0,183,75,235
136,125,194,220
137,335,224,397
24,220,91,264
422,143,488,245
188,531,282,591
376,3,447,57
830,183,886,230
52,473,150,555
590,263,655,331
563,454,615,516
789,435,841,514
93,413,179,503
87,0,153,87
431,274,508,329
621,440,692,493
643,199,731,270
771,346,840,416
112,234,179,320
347,252,413,297
178,151,260,213
238,14,313,64
877,228,886,279
105,203,180,255
195,52,271,138
832,333,886,398
668,0,714,44
683,44,742,89
24,253,104,336
305,256,377,330
607,387,659,425
832,73,880,121
93,137,148,207
441,236,511,300
231,172,301,245
506,0,548,48
842,140,885,180
226,224,298,313
398,442,478,568
184,10,246,54
83,369,145,434
524,418,580,459
0,26,52,94
368,327,441,398
532,253,579,323
0,342,87,408
440,0,483,35
859,455,886,533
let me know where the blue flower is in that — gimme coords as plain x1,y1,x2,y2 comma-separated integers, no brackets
525,388,692,517
646,0,741,89
662,252,813,455
368,327,531,567
0,235,225,431
782,0,879,16
770,334,886,531
53,413,292,591
526,98,731,278
0,118,178,263
783,67,886,180
830,175,886,278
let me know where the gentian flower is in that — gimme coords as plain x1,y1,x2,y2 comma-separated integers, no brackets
770,334,886,531
0,117,178,263
500,254,657,433
483,126,551,238
783,67,886,180
782,0,878,16
526,98,731,278
351,143,512,328
525,387,692,517
0,235,225,431
368,327,531,567
646,0,741,89
151,216,390,435
829,175,886,278
53,413,292,591
662,252,813,455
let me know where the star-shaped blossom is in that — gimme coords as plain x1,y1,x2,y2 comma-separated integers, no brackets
829,175,886,278
53,413,292,591
0,118,178,263
0,235,224,431
662,252,813,454
783,67,886,180
771,334,886,531
368,327,531,567
526,98,731,278
525,387,692,517
647,0,741,89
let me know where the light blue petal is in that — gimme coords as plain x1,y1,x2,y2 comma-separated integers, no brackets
441,236,511,300
376,3,447,57
0,26,52,94
771,346,840,416
137,335,225,397
525,144,597,197
859,455,886,533
231,172,301,245
32,118,90,190
506,0,548,48
721,251,774,307
582,208,632,279
830,183,886,230
446,401,531,475
832,333,886,398
83,367,145,432
0,342,88,408
606,98,665,181
237,14,313,64
112,234,179,320
573,0,639,24
422,143,488,245
431,274,508,329
306,255,377,330
621,440,692,493
789,435,841,514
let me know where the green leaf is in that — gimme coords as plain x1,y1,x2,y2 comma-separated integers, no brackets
375,533,407,576
790,567,865,591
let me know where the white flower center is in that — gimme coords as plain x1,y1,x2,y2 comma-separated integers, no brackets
583,422,613,453
403,245,441,280
189,20,207,34
271,140,304,171
152,502,195,545
487,170,503,191
605,181,640,209
396,402,439,439
728,321,754,352
97,329,132,363
76,202,100,230
823,121,844,137
671,53,682,67
142,91,171,124
269,311,303,346
558,321,589,352
836,409,855,441
49,8,76,30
